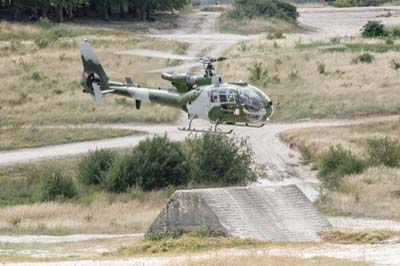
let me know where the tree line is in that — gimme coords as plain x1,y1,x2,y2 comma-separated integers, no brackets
0,0,190,22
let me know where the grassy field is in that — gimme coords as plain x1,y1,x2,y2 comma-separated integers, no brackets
0,152,170,234
219,38,400,121
281,120,400,220
0,126,142,150
0,190,166,235
176,255,370,266
0,21,183,127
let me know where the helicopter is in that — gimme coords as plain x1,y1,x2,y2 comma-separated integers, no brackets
80,40,273,133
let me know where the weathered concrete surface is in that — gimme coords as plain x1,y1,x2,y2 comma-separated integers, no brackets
146,185,331,242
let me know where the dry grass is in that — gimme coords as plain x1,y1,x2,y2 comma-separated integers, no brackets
280,120,400,219
318,228,397,244
317,166,400,219
0,22,184,127
175,254,370,266
0,126,142,150
0,190,167,234
281,120,400,161
219,38,400,121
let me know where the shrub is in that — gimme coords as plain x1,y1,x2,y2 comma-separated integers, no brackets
353,53,374,64
103,154,136,192
248,62,267,82
40,172,77,201
133,135,191,191
385,38,394,45
229,0,299,22
318,145,367,189
390,59,400,70
317,62,326,74
79,149,115,186
104,135,190,192
361,20,387,38
185,134,256,186
366,137,400,167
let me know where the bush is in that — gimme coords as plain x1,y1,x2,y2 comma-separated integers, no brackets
40,172,77,201
352,53,374,64
79,149,115,186
133,135,191,191
185,134,256,186
361,21,387,38
104,135,190,192
103,154,136,192
229,0,299,22
318,145,367,189
366,137,400,167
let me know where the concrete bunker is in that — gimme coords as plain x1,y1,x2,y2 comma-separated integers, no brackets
146,185,332,242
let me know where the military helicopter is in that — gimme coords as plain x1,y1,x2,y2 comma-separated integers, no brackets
80,40,273,133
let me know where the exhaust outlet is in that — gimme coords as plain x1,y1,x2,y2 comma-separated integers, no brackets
161,72,172,81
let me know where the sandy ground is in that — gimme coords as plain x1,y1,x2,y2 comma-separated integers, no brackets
2,7,400,265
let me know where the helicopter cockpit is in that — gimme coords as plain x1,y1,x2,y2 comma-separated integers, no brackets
239,86,273,123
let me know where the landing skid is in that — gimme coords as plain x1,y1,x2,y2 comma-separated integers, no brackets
178,127,233,134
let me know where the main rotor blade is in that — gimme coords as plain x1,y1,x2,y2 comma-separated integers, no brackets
147,62,203,73
114,49,199,61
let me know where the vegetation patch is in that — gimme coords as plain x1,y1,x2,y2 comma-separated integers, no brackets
318,229,397,244
118,231,269,255
219,0,302,34
296,42,400,53
281,120,400,220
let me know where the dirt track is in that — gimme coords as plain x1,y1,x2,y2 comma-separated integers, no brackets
2,7,400,265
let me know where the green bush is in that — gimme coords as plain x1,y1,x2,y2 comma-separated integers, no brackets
40,172,77,201
103,154,136,192
318,145,367,189
366,137,400,167
361,21,387,38
358,53,374,63
185,134,256,186
79,149,115,186
133,135,191,191
229,0,299,22
103,135,190,192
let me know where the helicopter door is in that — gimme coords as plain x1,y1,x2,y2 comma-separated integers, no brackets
219,88,239,115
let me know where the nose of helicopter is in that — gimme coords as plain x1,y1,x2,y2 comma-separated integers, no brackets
264,100,274,121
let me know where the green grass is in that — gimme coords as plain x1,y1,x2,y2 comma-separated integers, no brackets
318,229,398,244
296,42,400,53
0,127,143,151
117,232,274,255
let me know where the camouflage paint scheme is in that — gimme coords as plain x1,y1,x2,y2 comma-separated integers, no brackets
80,41,273,128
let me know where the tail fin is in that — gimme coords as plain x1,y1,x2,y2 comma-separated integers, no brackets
80,40,109,101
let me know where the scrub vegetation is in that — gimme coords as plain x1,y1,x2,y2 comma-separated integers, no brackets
318,229,398,244
219,37,400,121
219,0,303,34
281,120,400,220
0,134,256,234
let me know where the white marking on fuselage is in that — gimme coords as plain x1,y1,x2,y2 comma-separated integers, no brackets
127,87,150,102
